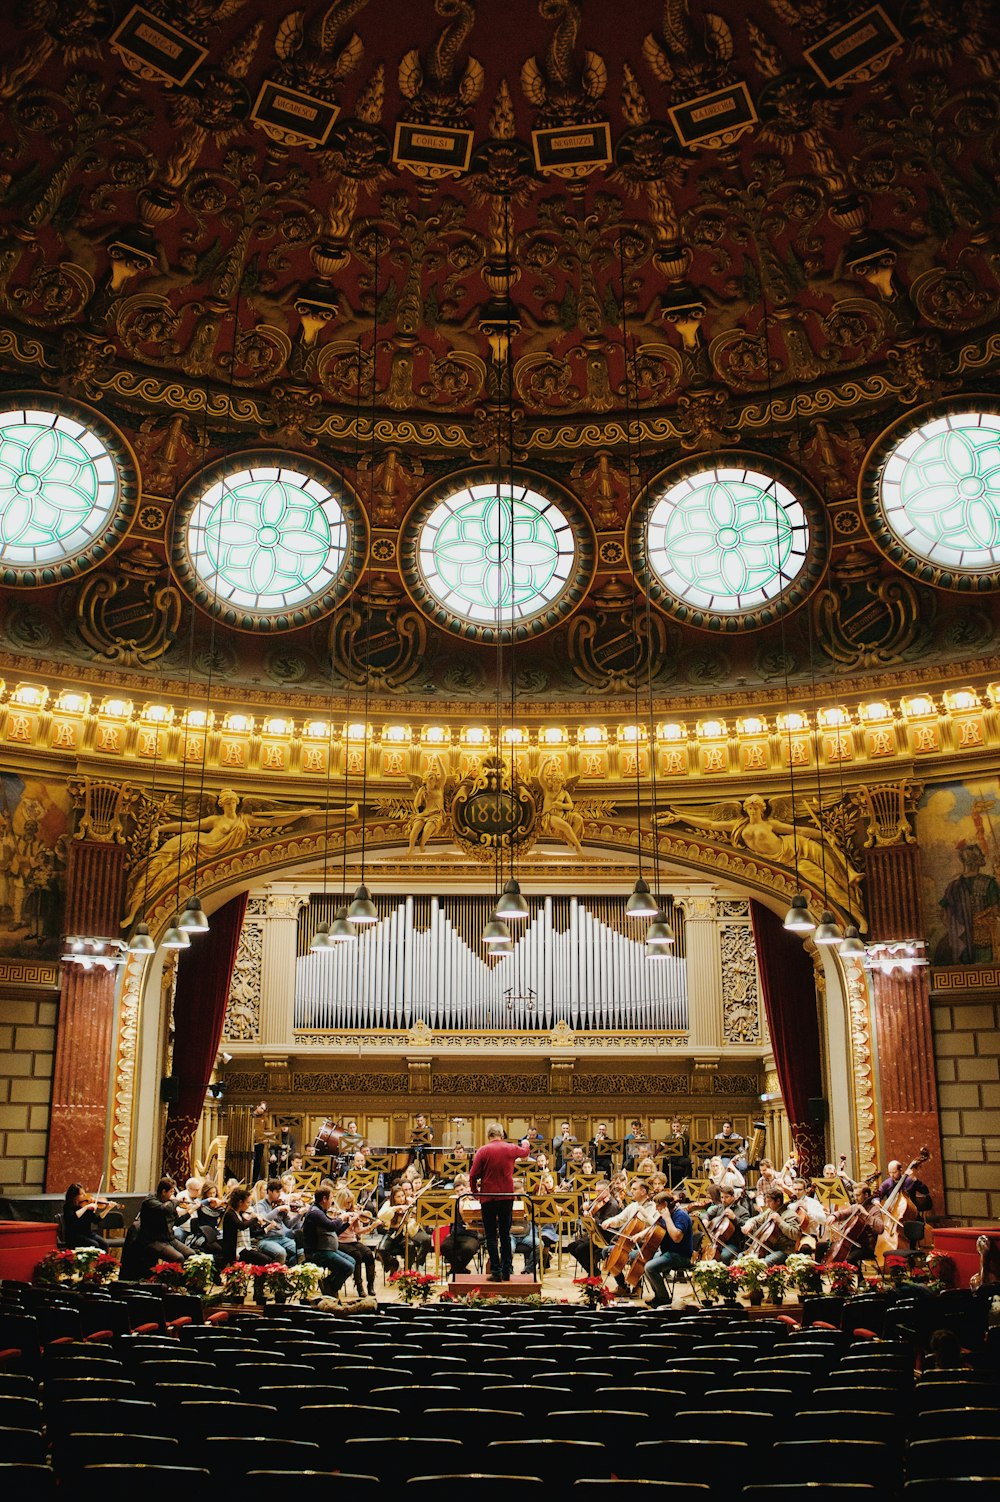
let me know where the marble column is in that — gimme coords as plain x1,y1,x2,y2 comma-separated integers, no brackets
865,842,943,1204
682,895,723,1052
46,840,128,1190
259,892,305,1048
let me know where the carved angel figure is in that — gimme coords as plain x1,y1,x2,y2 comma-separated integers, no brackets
656,792,860,914
538,758,584,854
407,759,447,852
124,787,352,924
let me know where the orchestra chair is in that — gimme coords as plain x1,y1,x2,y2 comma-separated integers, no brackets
487,1438,608,1484
906,1436,1000,1480
0,1464,54,1500
200,1436,323,1476
345,1436,464,1482
299,1403,402,1439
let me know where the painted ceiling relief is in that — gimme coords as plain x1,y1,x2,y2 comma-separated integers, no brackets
0,1,996,704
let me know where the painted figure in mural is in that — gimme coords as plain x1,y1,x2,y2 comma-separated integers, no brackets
124,787,349,924
934,840,1000,964
538,759,584,854
656,793,860,913
407,759,446,852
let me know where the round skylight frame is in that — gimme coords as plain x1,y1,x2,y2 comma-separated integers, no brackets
171,451,368,632
861,399,1000,589
0,394,137,586
399,467,595,642
630,452,826,631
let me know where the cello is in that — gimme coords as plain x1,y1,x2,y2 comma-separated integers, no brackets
602,1212,651,1279
874,1146,930,1268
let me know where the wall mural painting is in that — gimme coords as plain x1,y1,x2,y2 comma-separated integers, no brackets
0,773,69,955
917,782,1000,965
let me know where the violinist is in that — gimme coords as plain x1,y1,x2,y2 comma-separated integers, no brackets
703,1185,750,1264
137,1177,193,1265
62,1184,118,1250
189,1180,225,1261
568,1179,622,1274
754,1158,788,1208
643,1191,694,1308
301,1187,355,1296
377,1183,431,1273
707,1155,745,1193
333,1187,377,1296
443,1173,483,1275
741,1189,800,1266
252,1179,299,1263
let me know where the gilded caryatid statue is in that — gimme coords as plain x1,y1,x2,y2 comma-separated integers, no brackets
406,759,447,853
538,758,584,855
124,787,356,926
655,793,861,916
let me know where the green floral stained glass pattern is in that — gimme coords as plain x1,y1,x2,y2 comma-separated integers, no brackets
0,407,118,569
186,464,350,613
880,411,1000,570
645,466,809,613
418,480,576,625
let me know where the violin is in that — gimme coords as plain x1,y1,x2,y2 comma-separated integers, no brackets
80,1191,124,1215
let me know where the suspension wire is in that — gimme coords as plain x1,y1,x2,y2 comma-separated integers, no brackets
340,336,365,905
505,194,517,891
358,234,380,890
618,230,644,882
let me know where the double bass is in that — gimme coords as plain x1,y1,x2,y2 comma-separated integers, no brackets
874,1146,931,1268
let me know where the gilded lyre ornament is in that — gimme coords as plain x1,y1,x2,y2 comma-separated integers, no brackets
812,547,926,668
330,575,428,688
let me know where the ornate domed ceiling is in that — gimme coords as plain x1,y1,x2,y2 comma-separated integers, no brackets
0,0,998,714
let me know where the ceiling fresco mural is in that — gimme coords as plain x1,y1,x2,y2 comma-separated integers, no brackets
0,0,997,710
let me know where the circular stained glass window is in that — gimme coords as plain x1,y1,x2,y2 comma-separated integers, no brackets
865,406,1000,586
400,469,594,641
633,456,823,630
171,452,366,631
0,398,135,585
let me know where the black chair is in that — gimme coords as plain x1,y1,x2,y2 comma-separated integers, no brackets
299,1403,402,1439
54,1433,181,1469
0,1426,45,1463
623,1439,751,1484
914,1380,1000,1412
0,1464,55,1499
176,1400,277,1438
368,1384,462,1419
574,1486,710,1496
742,1487,877,1499
75,1464,210,1501
344,1436,465,1482
47,1397,169,1438
201,1435,323,1475
906,1436,1000,1479
904,1482,1000,1499
916,1407,1000,1438
773,1440,892,1485
487,1438,608,1483
45,1376,136,1404
404,1479,545,1500
793,1410,896,1442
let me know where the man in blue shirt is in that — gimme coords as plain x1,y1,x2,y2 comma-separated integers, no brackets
642,1191,694,1308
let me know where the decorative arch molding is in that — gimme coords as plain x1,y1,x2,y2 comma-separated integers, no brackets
117,821,876,1195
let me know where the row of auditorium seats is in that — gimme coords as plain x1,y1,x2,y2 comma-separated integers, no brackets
0,1291,998,1496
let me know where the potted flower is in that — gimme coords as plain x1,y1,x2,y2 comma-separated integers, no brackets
690,1258,732,1303
220,1261,254,1302
825,1261,858,1297
731,1254,769,1305
255,1262,291,1302
763,1264,788,1304
785,1253,824,1297
146,1259,188,1290
387,1269,439,1304
180,1252,217,1298
287,1262,324,1301
574,1275,613,1309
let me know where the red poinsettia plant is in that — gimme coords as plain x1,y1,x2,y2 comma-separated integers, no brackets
574,1275,614,1308
388,1269,439,1303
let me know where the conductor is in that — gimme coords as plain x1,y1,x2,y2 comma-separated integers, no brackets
470,1122,534,1282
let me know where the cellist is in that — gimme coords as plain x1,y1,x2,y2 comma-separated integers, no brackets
741,1189,800,1266
828,1183,883,1266
643,1191,695,1308
703,1184,750,1265
601,1179,658,1294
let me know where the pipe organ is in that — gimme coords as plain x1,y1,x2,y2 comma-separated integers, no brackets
294,894,689,1033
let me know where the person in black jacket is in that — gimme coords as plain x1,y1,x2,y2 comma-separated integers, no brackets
136,1178,192,1265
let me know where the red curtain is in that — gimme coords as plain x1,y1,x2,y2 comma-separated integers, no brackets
162,892,248,1181
751,900,826,1175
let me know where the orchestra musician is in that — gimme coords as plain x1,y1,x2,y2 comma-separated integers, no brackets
553,1120,575,1175
559,1144,587,1186
137,1177,193,1265
643,1191,694,1307
633,1142,657,1178
714,1118,748,1172
787,1175,830,1255
301,1187,356,1296
591,1122,614,1176
707,1155,746,1193
828,1183,884,1265
877,1158,933,1216
703,1184,751,1264
601,1179,658,1294
409,1112,434,1169
754,1158,789,1207
442,1173,483,1275
658,1119,692,1186
332,1187,377,1297
251,1179,298,1262
568,1179,622,1274
377,1183,432,1273
623,1119,647,1168
741,1189,800,1266
62,1184,121,1249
